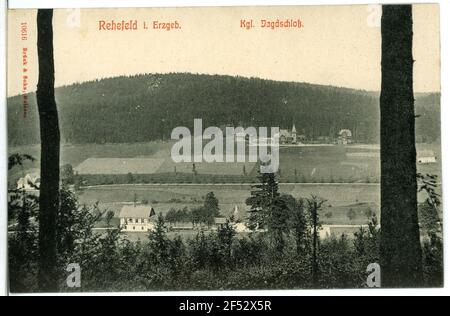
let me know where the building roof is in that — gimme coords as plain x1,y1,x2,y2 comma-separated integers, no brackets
417,150,436,157
233,205,239,218
23,173,40,181
235,131,248,137
119,205,155,218
75,158,165,175
279,129,291,138
17,173,40,187
339,129,352,137
214,217,227,224
292,124,297,133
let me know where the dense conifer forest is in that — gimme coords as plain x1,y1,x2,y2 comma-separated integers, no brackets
7,73,440,146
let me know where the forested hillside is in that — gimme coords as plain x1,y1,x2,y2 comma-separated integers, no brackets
7,73,440,146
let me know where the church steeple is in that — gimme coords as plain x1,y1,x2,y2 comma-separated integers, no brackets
292,123,297,144
233,205,239,220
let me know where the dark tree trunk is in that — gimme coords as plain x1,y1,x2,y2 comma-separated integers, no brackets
36,9,60,292
380,5,423,287
311,201,318,288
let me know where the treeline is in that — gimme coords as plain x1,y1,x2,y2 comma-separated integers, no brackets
70,173,380,187
9,171,443,292
8,187,442,292
7,73,441,146
165,192,221,227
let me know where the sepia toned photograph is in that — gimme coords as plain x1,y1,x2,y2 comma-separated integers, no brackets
5,3,442,293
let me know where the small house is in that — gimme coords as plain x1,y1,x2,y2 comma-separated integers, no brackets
235,131,249,142
214,217,227,228
234,222,252,233
315,225,373,240
279,124,298,144
417,150,437,164
232,205,240,221
338,129,352,145
17,173,40,191
119,205,156,232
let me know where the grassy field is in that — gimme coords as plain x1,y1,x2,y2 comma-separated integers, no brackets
75,158,166,174
80,178,440,228
78,183,382,225
278,146,380,182
8,142,172,184
9,141,441,184
156,160,256,176
9,141,441,228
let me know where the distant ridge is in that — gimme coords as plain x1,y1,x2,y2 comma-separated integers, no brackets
7,73,440,146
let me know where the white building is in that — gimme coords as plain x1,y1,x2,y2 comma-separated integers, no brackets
234,222,253,233
279,124,298,144
315,225,372,240
232,205,240,221
235,131,249,142
17,173,40,191
214,217,227,228
338,129,352,145
119,205,156,232
417,150,437,164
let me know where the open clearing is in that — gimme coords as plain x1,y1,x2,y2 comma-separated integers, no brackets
9,142,441,227
75,158,165,174
79,180,439,227
9,141,441,182
79,183,382,225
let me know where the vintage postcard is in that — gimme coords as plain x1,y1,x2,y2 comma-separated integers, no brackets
6,4,441,293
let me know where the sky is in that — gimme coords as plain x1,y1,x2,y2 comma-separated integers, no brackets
7,4,441,96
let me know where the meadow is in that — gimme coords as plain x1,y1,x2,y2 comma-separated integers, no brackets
78,183,381,226
8,142,172,185
10,141,440,180
9,141,441,228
